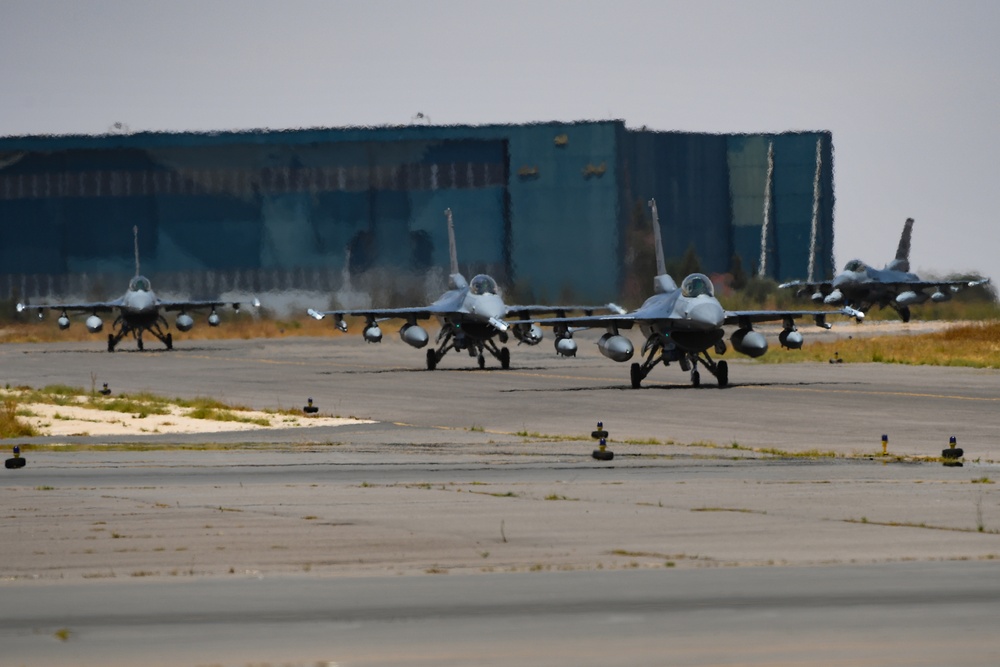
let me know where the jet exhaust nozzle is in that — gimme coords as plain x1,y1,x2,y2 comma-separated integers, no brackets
731,328,768,358
597,333,634,362
85,315,104,334
399,323,429,349
176,314,194,332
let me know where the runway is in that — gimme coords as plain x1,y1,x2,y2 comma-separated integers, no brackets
2,334,1000,665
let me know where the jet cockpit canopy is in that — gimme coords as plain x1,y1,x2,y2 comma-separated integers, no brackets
129,276,152,292
680,273,714,298
469,274,498,296
843,259,868,273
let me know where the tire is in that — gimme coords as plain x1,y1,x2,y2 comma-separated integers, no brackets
630,362,642,388
899,306,911,323
499,347,510,370
716,360,729,388
691,370,701,387
166,333,173,350
107,334,115,352
426,349,437,371
5,457,26,469
477,354,485,370
942,448,964,459
592,449,614,461
137,337,144,351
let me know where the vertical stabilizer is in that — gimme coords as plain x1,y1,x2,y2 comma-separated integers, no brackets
133,225,140,276
648,199,677,293
648,199,666,277
891,218,914,272
445,208,467,289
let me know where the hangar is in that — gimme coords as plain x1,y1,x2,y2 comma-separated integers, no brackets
0,121,833,306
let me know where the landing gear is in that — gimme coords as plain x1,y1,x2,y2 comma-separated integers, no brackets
137,334,144,351
425,325,511,370
630,332,730,388
898,305,911,323
165,333,173,350
716,360,729,388
107,333,116,352
630,362,643,388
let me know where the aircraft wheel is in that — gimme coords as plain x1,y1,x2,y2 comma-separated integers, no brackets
691,370,701,387
137,337,144,351
477,354,486,370
499,347,510,370
899,306,911,323
630,363,643,389
166,333,173,350
716,360,729,388
107,334,115,353
426,349,437,371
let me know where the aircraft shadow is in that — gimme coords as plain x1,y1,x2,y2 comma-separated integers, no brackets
501,379,863,393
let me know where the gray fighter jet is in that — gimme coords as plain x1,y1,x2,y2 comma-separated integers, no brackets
308,208,620,370
16,227,258,351
780,218,990,322
515,200,856,388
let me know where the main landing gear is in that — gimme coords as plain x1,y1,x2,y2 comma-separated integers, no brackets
630,336,729,388
107,319,173,352
425,327,510,370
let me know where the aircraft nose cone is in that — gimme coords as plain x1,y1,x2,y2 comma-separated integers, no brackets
686,300,725,329
472,295,507,321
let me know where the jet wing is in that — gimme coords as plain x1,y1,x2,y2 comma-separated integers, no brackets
504,303,625,319
16,299,122,314
159,298,259,312
723,307,861,327
862,278,990,292
778,280,833,297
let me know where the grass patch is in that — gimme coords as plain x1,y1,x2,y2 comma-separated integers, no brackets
759,320,1000,368
0,397,38,438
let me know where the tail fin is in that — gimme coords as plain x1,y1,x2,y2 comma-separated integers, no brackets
133,225,140,276
890,218,914,272
445,208,467,289
648,199,677,293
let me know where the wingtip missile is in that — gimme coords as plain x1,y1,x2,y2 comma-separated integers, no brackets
307,308,325,321
841,306,865,321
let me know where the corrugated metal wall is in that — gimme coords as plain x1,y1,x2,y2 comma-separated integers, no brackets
0,123,833,306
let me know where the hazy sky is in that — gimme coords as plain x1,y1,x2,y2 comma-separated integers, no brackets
2,0,998,285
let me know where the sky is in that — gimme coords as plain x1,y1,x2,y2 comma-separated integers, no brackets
2,0,998,286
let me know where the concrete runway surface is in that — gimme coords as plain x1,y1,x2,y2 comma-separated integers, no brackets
2,333,1000,666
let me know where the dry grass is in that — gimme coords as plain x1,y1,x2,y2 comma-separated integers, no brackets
0,397,38,438
762,320,1000,368
0,314,401,344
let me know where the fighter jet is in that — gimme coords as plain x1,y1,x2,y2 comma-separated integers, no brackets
308,208,620,370
514,200,856,388
16,227,258,351
780,218,990,322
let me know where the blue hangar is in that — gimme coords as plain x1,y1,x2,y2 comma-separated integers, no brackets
0,121,833,306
